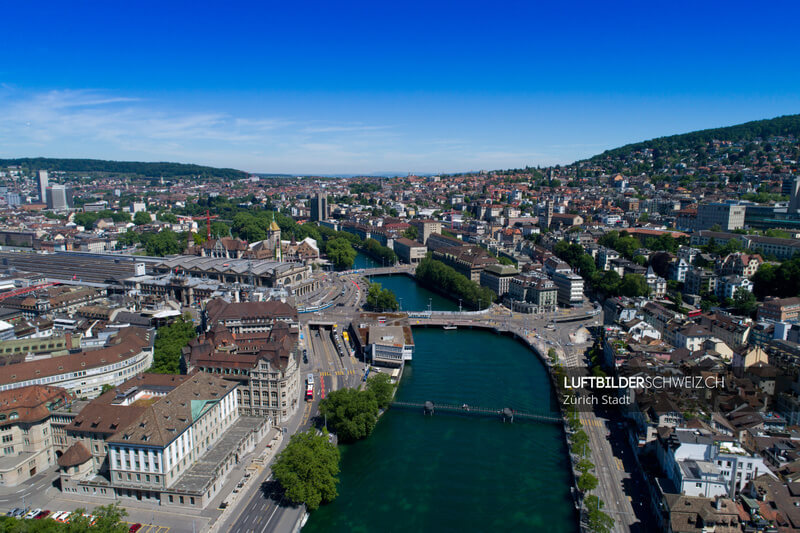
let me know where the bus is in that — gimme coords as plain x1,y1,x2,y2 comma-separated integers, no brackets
305,384,314,401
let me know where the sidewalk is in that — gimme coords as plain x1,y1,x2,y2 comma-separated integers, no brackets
213,389,309,533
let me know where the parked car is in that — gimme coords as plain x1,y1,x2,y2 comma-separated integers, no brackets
7,508,23,517
129,523,143,532
25,509,42,520
34,510,50,519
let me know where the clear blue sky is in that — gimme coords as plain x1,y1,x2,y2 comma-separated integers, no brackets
1,0,799,175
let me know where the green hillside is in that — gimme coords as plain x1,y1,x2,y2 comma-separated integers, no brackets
0,157,248,180
590,113,800,161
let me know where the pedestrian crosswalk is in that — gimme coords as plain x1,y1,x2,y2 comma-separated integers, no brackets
318,370,359,377
581,417,604,428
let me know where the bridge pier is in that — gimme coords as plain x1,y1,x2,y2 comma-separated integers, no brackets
424,401,434,415
502,407,514,423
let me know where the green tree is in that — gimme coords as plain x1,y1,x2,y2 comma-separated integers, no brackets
319,388,379,442
151,315,197,373
618,274,651,297
575,458,595,474
271,429,340,511
578,472,599,492
732,289,757,316
402,225,418,241
325,238,357,270
133,210,152,226
585,495,615,533
366,372,394,409
366,283,400,311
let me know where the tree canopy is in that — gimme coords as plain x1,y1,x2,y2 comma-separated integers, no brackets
366,372,395,410
271,429,340,511
0,504,129,532
151,315,197,374
415,257,496,310
366,283,399,311
319,388,379,443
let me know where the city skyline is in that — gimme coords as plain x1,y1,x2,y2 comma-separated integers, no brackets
2,1,799,174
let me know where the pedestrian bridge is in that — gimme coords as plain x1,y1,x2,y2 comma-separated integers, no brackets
390,401,562,424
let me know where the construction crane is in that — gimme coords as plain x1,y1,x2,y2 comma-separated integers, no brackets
188,210,220,241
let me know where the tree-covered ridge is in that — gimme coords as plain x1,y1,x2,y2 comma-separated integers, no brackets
0,157,247,179
589,114,800,162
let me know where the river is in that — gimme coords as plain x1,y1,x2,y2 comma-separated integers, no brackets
303,273,577,532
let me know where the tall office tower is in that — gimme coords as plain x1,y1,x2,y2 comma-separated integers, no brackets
789,176,800,213
541,199,553,229
46,184,73,211
37,170,48,203
310,193,328,222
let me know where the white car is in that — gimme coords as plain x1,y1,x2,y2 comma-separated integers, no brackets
25,508,42,519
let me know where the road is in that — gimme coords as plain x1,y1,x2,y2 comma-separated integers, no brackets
224,295,364,533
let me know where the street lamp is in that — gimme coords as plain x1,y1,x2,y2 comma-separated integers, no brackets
428,298,432,313
458,299,462,313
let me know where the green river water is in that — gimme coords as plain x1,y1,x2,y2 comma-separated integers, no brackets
303,266,577,532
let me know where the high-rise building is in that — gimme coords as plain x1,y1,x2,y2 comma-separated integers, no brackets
46,184,74,211
788,176,800,213
695,203,745,231
310,193,328,221
37,170,48,204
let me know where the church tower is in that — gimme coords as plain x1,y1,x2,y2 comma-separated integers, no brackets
268,213,282,261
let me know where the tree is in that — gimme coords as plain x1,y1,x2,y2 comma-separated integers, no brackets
272,429,340,511
732,289,757,316
575,458,595,474
618,274,650,297
578,472,599,492
402,225,418,241
319,388,379,442
133,210,152,226
547,348,558,363
151,315,197,373
325,238,357,270
585,495,615,533
366,372,394,409
366,283,399,311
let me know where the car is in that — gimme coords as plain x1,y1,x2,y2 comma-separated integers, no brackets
7,508,23,517
25,509,42,520
35,510,50,519
54,511,72,523
129,523,143,533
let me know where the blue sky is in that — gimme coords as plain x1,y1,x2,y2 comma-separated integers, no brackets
1,1,799,175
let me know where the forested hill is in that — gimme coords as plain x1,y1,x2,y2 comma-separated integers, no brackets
0,157,248,180
589,113,800,162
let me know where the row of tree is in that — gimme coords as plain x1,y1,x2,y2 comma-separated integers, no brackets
415,257,496,310
360,238,396,266
553,354,615,533
0,503,129,532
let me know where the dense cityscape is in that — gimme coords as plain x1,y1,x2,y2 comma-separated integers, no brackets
0,114,797,532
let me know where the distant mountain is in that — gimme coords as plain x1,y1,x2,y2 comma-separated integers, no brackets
0,157,248,180
589,113,800,162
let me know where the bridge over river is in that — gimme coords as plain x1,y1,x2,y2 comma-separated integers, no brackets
391,400,563,424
